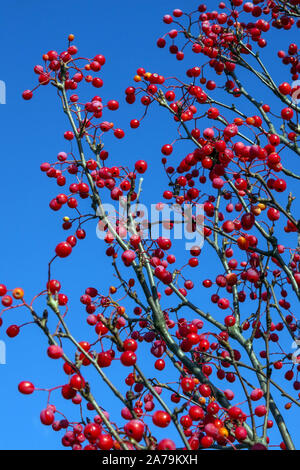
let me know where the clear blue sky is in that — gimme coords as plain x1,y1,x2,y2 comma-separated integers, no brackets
0,0,299,450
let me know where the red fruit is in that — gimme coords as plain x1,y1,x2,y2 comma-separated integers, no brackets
114,128,125,139
223,124,238,139
22,90,33,100
246,268,260,283
78,182,89,194
255,405,267,417
155,359,165,370
278,82,291,95
157,439,176,450
152,410,171,428
222,221,235,233
189,405,205,421
58,294,68,306
55,242,72,258
273,179,286,192
130,119,140,128
121,250,136,266
124,419,144,442
235,178,247,190
123,338,138,352
250,388,263,401
218,298,230,310
94,54,106,65
2,295,13,307
18,381,35,394
207,402,219,414
97,352,112,368
157,236,172,250
163,14,173,24
241,213,255,230
64,131,74,140
134,160,148,174
181,377,195,393
84,423,101,441
235,426,247,441
61,384,77,400
228,406,242,419
70,374,85,390
202,157,213,169
267,208,280,221
85,287,98,297
165,91,175,101
6,325,20,337
207,107,220,119
200,435,213,448
199,384,211,397
76,228,86,239
40,408,55,425
120,351,137,366
107,100,119,110
206,80,216,90
92,77,104,88
0,284,7,296
161,144,173,155
47,345,63,359
225,315,236,327
97,434,113,450
47,279,61,294
281,107,293,120
199,339,210,352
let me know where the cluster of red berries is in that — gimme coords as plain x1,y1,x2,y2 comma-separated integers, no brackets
6,0,299,452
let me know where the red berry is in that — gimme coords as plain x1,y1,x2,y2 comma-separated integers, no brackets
120,351,137,366
98,434,113,450
84,423,101,441
6,325,19,337
278,82,291,95
135,160,147,174
47,345,63,359
121,250,136,266
123,338,138,352
2,295,13,307
47,279,61,294
114,128,125,139
107,100,119,110
157,439,176,450
199,384,211,397
129,118,139,128
55,242,72,258
200,436,213,448
40,408,55,425
18,381,35,394
70,374,85,390
281,107,294,120
152,410,171,428
64,131,74,140
22,90,33,100
0,284,7,296
235,426,248,441
161,144,173,155
124,419,144,442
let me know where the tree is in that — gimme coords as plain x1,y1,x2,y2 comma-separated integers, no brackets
2,0,300,451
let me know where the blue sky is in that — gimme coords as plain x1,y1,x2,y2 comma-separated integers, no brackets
0,0,299,450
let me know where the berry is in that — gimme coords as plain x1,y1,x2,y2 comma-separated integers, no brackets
18,381,35,394
152,410,171,428
55,242,72,258
47,345,63,359
135,160,148,174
